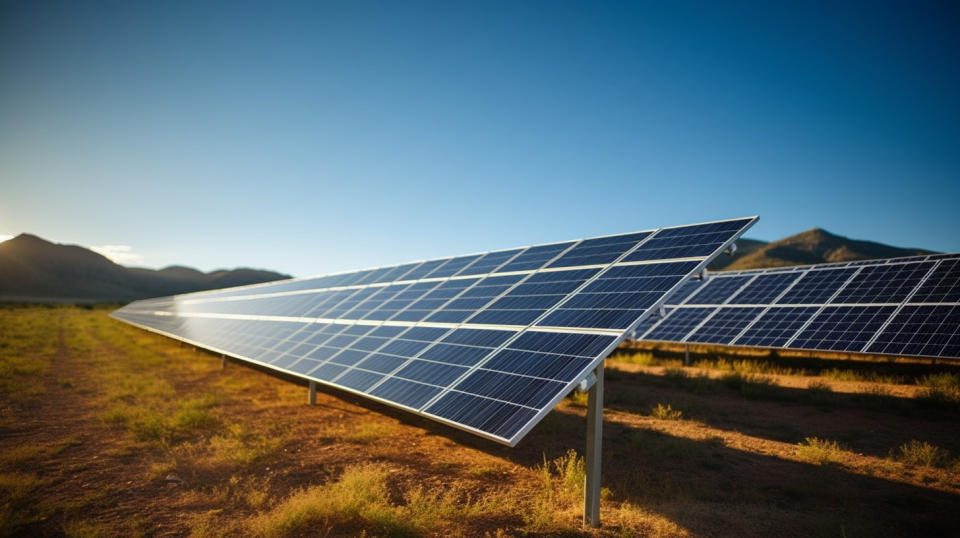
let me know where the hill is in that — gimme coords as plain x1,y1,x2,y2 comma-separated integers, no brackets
709,228,935,271
0,234,290,302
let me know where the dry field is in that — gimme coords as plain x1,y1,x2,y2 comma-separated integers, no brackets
1,306,959,537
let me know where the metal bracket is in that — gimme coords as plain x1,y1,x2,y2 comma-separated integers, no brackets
577,372,597,393
724,242,738,256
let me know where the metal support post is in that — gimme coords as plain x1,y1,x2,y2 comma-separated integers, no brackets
684,344,691,366
583,363,604,528
221,354,227,369
308,381,317,406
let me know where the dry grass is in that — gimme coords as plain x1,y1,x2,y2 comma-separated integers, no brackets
917,372,960,391
3,307,960,537
249,464,486,536
525,449,588,532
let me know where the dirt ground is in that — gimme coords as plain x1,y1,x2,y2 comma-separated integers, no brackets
1,307,959,536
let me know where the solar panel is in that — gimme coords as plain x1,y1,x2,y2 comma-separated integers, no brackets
112,216,756,446
636,253,960,359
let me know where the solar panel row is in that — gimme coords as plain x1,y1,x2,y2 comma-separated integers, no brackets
636,253,960,359
112,217,757,445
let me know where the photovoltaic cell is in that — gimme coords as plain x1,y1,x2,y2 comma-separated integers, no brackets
832,262,933,304
537,261,700,329
685,307,764,344
733,307,818,348
111,217,756,445
777,268,856,304
623,220,750,262
547,232,651,268
665,279,706,304
731,272,799,305
643,308,714,342
685,275,752,304
791,306,896,352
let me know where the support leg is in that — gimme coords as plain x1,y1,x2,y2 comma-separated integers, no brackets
221,354,227,370
584,363,604,528
684,344,690,366
308,381,317,406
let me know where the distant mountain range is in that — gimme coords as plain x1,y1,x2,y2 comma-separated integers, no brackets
708,228,935,271
0,229,942,303
0,234,290,302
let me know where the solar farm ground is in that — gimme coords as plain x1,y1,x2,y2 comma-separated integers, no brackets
2,305,960,536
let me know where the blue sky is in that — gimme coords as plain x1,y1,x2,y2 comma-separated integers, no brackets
1,1,958,276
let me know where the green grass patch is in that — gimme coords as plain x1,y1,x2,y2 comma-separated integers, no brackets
891,440,954,468
796,438,843,466
650,403,683,420
917,372,960,391
103,394,220,443
821,368,902,385
721,372,778,398
341,421,396,444
208,422,284,467
693,358,804,377
0,472,44,535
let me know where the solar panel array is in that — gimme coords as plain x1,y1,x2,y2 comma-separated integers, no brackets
112,217,756,445
636,253,960,359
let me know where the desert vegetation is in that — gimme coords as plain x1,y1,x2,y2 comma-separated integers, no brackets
1,306,959,536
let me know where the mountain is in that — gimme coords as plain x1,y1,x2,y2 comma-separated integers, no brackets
708,228,936,271
0,234,290,302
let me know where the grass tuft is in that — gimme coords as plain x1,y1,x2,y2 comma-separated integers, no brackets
524,449,585,531
891,440,953,468
650,403,683,420
342,421,396,444
796,438,843,466
721,372,777,398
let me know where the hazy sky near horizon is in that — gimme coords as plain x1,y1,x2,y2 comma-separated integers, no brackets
2,1,958,276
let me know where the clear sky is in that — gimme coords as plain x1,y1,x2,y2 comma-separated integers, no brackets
1,1,958,276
